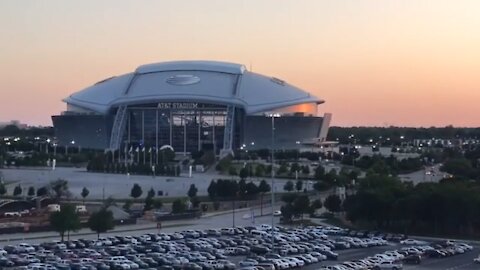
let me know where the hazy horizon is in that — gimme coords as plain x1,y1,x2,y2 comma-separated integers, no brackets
1,0,479,127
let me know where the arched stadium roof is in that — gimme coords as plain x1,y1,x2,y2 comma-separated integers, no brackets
64,60,323,114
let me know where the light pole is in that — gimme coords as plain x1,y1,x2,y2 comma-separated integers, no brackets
46,138,51,154
269,113,280,251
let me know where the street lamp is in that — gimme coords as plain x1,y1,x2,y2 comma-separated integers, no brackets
46,138,51,154
268,113,280,251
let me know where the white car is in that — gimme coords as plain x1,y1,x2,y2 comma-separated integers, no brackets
373,261,403,270
474,256,480,263
400,239,425,245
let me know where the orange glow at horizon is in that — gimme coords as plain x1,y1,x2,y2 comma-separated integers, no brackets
0,0,479,127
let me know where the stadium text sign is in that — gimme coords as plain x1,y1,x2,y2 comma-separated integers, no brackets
158,102,198,109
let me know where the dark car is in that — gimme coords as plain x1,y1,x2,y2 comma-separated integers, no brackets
319,250,339,260
251,245,270,255
0,257,15,267
425,249,446,258
403,254,421,264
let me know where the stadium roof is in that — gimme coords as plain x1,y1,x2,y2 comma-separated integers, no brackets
64,60,323,114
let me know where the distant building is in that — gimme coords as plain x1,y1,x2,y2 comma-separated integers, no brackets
52,60,331,156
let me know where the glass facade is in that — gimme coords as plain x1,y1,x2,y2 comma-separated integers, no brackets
123,102,240,155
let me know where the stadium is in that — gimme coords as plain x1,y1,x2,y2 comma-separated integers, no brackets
52,60,331,157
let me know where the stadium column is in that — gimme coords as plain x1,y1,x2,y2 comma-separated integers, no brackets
212,113,216,154
169,110,173,146
183,111,187,156
198,111,202,152
155,109,159,165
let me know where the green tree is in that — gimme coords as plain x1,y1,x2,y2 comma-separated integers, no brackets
172,199,187,214
81,187,89,203
284,180,294,192
153,199,163,209
0,183,7,196
302,165,310,175
49,204,81,241
277,164,288,175
187,184,198,199
238,179,247,198
293,195,311,219
50,179,70,199
144,195,154,211
123,199,133,211
87,208,115,239
147,187,155,198
310,199,323,215
314,165,326,180
295,180,303,192
27,186,35,196
258,179,271,215
245,182,259,197
130,183,143,199
255,164,266,177
13,185,22,196
324,194,342,213
207,180,217,199
37,186,48,196
290,163,300,174
239,167,249,180
280,203,294,222
228,166,238,176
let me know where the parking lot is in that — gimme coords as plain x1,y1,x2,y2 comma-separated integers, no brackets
0,222,478,270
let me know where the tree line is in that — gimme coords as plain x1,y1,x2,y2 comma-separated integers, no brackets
338,173,480,237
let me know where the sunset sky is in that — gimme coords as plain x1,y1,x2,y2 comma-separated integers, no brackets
0,0,479,127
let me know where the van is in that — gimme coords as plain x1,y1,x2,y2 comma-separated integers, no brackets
47,204,61,212
75,205,87,213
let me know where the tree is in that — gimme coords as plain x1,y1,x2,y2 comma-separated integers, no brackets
255,164,266,177
314,165,325,180
302,165,310,175
153,199,163,209
144,195,154,211
290,163,300,174
277,164,288,175
147,187,155,198
81,187,89,203
0,183,7,196
284,180,294,192
310,199,323,215
37,186,48,196
50,179,70,199
123,199,133,211
13,185,22,196
27,186,35,196
130,183,143,199
88,208,115,239
238,179,247,198
258,179,271,215
324,194,342,213
293,195,310,219
207,180,217,199
187,184,198,199
49,204,81,241
239,167,248,180
245,182,259,197
281,203,294,222
295,180,303,192
228,166,237,176
172,199,187,214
